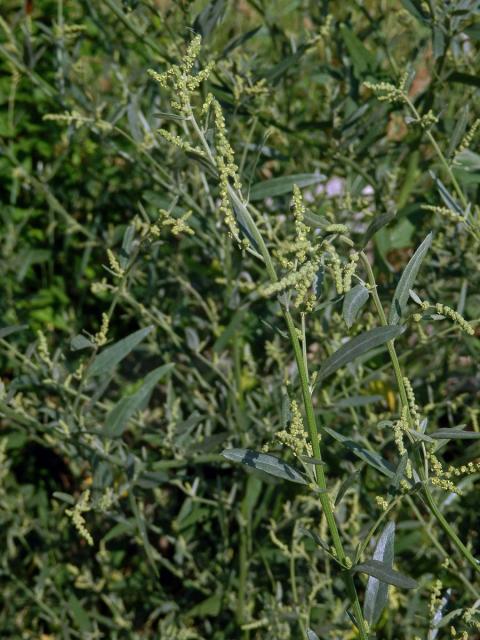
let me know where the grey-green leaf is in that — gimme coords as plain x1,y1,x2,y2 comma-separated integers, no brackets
249,173,325,201
364,522,395,626
70,334,94,351
213,307,248,353
89,326,154,377
323,427,395,478
307,630,320,640
355,559,418,589
0,324,28,339
318,325,404,381
221,448,307,484
343,284,370,328
104,364,174,438
430,172,464,216
389,233,432,324
430,429,480,440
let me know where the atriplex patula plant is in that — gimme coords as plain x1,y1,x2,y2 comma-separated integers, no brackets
2,2,480,638
146,35,480,638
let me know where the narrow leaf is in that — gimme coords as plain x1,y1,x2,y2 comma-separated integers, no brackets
430,172,464,216
318,325,405,382
447,106,469,158
355,559,418,589
364,522,395,625
430,429,480,440
88,326,154,377
343,284,370,328
249,173,325,201
362,210,396,247
324,427,395,478
0,324,28,339
335,469,361,506
104,364,174,438
400,0,429,23
340,25,376,77
70,334,94,351
221,448,307,484
389,233,432,324
213,307,248,353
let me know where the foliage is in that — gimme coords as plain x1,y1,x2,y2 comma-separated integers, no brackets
1,1,480,638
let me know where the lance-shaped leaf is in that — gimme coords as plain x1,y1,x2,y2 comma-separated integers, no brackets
389,233,432,324
221,448,307,484
430,429,480,440
89,326,154,377
318,325,404,382
343,284,370,328
364,522,395,626
0,324,28,339
323,427,395,478
249,173,325,201
354,559,418,589
71,334,94,351
104,364,174,438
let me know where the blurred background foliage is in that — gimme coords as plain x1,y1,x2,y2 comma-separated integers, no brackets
0,0,480,638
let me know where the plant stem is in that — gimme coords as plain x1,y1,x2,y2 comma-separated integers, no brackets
360,251,480,576
188,103,370,639
403,95,468,210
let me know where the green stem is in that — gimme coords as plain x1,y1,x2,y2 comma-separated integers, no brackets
187,104,369,639
283,310,369,639
360,252,480,576
403,95,468,210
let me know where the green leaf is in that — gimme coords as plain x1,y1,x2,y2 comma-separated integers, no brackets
448,71,480,89
323,427,395,478
335,469,361,506
430,172,464,216
343,284,370,328
129,493,158,576
430,429,480,440
318,325,405,381
364,522,395,626
193,0,226,39
70,334,94,351
307,630,320,640
104,364,174,438
362,211,396,247
221,448,307,484
228,187,260,251
389,233,433,324
52,492,75,505
447,106,470,158
354,559,418,589
249,173,325,201
0,324,28,339
391,453,409,490
213,307,248,353
400,0,430,23
186,592,222,618
68,593,92,633
432,24,446,60
88,326,154,377
340,25,376,77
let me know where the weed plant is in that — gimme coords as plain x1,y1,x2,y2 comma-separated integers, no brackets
1,1,480,639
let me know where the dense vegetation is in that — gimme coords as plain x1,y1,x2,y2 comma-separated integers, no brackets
1,1,480,638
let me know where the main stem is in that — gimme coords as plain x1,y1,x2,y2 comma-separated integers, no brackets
190,108,369,638
283,310,369,639
223,190,369,637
